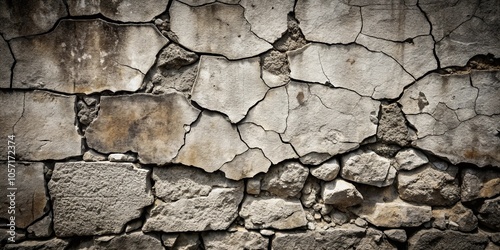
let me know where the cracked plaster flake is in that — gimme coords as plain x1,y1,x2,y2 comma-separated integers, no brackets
243,86,288,133
169,1,272,59
66,0,169,22
86,93,200,165
220,148,272,180
400,72,500,167
11,19,168,94
191,56,269,123
283,81,380,158
288,43,414,99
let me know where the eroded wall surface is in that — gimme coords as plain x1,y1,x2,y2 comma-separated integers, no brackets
1,0,500,249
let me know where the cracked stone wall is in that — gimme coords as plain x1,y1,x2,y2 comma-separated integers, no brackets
1,0,499,249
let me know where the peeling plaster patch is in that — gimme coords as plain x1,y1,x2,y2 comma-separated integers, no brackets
66,0,170,22
11,19,168,94
244,86,288,133
220,148,272,180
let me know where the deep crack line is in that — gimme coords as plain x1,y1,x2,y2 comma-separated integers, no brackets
12,92,26,135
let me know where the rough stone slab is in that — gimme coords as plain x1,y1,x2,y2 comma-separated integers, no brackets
0,0,67,39
244,86,288,133
261,162,309,197
175,111,248,172
395,148,429,171
377,103,410,146
4,238,69,250
169,1,272,59
0,91,81,161
351,186,432,227
398,162,460,206
283,82,380,158
192,56,268,123
408,229,489,250
361,4,429,41
157,43,199,70
240,0,294,43
238,123,297,165
478,196,500,231
295,0,361,44
92,232,163,250
0,39,13,88
11,19,168,94
384,229,407,243
178,0,240,6
461,167,500,202
433,202,478,232
86,93,200,165
239,196,307,230
203,230,268,250
48,162,153,237
288,43,414,99
220,149,271,180
66,0,169,22
341,150,396,187
322,179,363,208
27,214,53,238
0,162,47,228
310,158,340,181
301,178,321,208
473,71,500,116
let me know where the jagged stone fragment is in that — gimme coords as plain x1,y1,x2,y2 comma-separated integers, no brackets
48,162,153,237
261,50,290,88
83,149,107,162
169,1,272,59
478,196,500,231
0,39,13,88
161,234,179,248
310,158,340,181
239,196,307,230
0,162,47,228
0,91,81,161
377,103,409,146
157,43,199,70
408,229,489,250
301,178,321,208
288,43,413,99
11,19,168,94
203,230,268,250
433,202,478,232
87,232,163,250
86,93,199,165
4,238,69,250
283,82,380,159
175,111,248,172
0,0,67,39
384,229,407,243
461,167,500,202
395,148,429,171
220,149,272,180
171,233,202,250
341,150,396,187
295,0,361,44
322,179,363,208
27,214,53,238
66,0,169,22
244,86,288,133
144,167,243,232
192,56,268,123
261,162,309,197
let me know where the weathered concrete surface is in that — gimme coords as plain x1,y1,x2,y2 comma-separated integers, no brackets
0,39,13,88
244,86,288,133
408,229,489,250
67,0,169,22
0,0,67,39
86,93,200,165
192,56,268,123
0,91,82,161
288,43,414,99
48,162,153,237
203,230,268,250
169,1,272,59
11,19,167,94
175,111,248,172
0,162,47,228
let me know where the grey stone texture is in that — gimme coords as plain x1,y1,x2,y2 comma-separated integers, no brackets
461,167,500,202
341,150,396,187
0,39,13,88
203,230,268,250
408,229,489,250
261,162,309,198
67,0,169,22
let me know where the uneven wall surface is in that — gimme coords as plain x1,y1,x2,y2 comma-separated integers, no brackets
1,0,500,249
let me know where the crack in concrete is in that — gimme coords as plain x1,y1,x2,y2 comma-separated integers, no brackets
416,0,441,69
12,92,26,135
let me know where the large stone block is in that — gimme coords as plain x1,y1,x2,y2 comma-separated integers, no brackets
408,229,489,250
203,230,268,250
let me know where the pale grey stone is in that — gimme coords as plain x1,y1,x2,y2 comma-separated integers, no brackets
220,149,272,180
144,167,243,232
246,178,261,195
299,152,332,166
192,56,269,123
478,196,500,231
288,43,413,99
48,162,153,237
11,19,167,94
27,214,53,238
4,238,69,250
310,158,340,181
67,0,169,22
240,0,294,43
356,34,436,79
433,202,478,232
0,162,47,228
0,39,13,88
408,229,489,250
395,148,429,171
161,234,179,248
0,0,67,39
178,0,240,6
322,179,363,208
239,123,297,165
473,71,500,116
301,178,321,208
175,111,248,172
244,86,288,133
261,50,290,88
295,0,361,44
0,91,81,161
341,150,396,187
108,153,136,162
283,82,380,159
261,162,309,197
239,196,307,230
351,186,432,227
377,103,410,146
125,219,143,233
354,218,368,228
260,229,275,236
83,149,107,162
384,229,407,243
92,232,163,250
461,167,500,202
170,1,272,59
398,163,460,206
203,230,268,250
86,93,200,165
170,233,201,250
